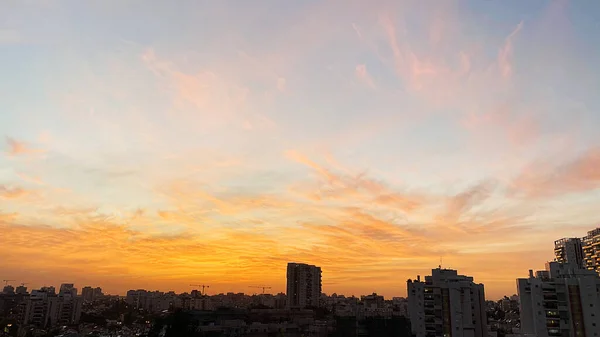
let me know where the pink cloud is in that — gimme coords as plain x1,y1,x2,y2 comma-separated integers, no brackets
461,101,540,147
510,147,600,198
355,64,376,89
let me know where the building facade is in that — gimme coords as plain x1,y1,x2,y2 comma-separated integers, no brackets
583,228,600,274
286,262,322,309
21,286,82,328
517,262,600,337
555,238,584,269
81,286,103,303
407,268,487,337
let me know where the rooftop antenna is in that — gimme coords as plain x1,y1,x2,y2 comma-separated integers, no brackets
439,256,443,269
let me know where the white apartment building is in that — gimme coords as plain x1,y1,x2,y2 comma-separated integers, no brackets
286,262,322,309
408,268,487,337
517,262,600,337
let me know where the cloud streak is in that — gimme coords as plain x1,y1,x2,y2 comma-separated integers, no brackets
498,21,524,79
0,185,30,199
5,137,43,156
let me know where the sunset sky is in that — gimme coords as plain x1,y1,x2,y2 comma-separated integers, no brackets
1,0,600,300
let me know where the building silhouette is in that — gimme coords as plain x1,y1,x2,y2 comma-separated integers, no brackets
286,262,322,309
407,268,487,337
81,286,103,303
518,262,600,337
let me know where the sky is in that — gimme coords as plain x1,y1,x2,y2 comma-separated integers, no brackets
1,0,600,300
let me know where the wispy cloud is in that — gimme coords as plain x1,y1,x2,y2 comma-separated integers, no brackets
141,49,277,131
498,21,524,79
286,150,424,212
16,172,45,185
510,147,600,198
461,101,540,147
351,23,363,40
5,137,43,156
439,180,496,225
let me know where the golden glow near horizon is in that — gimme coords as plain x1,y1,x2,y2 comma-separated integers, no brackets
2,0,600,299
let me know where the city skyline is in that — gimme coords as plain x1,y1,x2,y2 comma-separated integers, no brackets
2,0,600,300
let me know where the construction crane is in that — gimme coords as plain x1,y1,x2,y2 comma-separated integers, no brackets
249,286,272,294
190,284,210,296
2,280,15,286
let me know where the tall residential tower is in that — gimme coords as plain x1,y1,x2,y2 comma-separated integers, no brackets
286,263,322,309
583,228,600,274
554,237,584,269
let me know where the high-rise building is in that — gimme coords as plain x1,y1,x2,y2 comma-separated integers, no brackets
41,286,56,295
286,262,322,309
59,283,77,297
22,284,83,327
23,289,59,328
81,286,93,302
94,287,103,300
517,262,600,337
407,268,487,337
554,237,584,268
583,228,600,274
81,286,102,302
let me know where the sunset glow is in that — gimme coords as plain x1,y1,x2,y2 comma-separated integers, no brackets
2,0,600,300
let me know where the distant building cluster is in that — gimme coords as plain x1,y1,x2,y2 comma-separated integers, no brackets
0,283,93,331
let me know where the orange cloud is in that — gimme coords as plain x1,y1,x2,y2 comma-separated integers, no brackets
286,150,423,212
0,212,18,223
0,185,30,199
5,137,43,156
